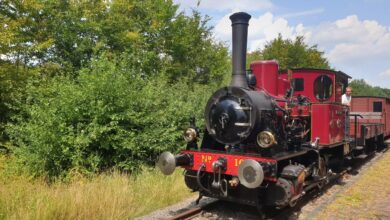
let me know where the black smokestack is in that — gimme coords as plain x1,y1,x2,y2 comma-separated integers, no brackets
229,12,251,89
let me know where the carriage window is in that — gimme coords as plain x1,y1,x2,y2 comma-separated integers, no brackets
294,78,304,91
373,101,382,112
313,75,333,101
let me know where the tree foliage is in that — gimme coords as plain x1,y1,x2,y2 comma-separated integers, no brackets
0,0,229,153
349,79,390,98
247,34,330,70
246,50,263,69
7,55,220,178
0,0,228,80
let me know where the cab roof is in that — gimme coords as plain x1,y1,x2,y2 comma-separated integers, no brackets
280,68,352,79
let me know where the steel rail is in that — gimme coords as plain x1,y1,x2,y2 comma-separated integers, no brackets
165,200,220,220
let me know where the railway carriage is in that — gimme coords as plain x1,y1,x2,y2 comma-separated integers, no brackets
350,96,390,152
156,12,388,211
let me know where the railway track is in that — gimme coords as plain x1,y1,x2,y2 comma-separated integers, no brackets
165,146,389,220
164,200,221,220
166,172,350,220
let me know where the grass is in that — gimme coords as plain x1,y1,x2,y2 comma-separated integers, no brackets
0,156,194,220
316,151,390,219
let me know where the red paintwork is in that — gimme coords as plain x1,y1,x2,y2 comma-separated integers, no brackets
249,60,291,99
335,83,343,103
250,60,279,95
279,69,350,104
290,105,310,117
350,96,390,137
276,68,351,146
311,104,346,145
277,78,291,97
181,150,278,182
280,70,335,103
387,99,390,137
361,124,385,139
250,65,352,146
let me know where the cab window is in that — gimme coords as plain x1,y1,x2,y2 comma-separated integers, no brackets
294,78,304,91
313,75,333,101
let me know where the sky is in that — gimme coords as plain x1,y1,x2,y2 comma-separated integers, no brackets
173,0,390,88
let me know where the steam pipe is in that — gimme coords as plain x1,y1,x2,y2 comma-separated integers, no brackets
229,12,251,89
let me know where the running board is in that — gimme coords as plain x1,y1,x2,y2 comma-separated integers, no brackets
355,154,368,159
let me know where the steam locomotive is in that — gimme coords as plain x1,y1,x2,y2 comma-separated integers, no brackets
157,12,389,210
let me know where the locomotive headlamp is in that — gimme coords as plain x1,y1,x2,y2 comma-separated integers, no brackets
183,128,197,143
257,131,276,148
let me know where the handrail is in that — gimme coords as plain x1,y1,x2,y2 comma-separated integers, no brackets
349,113,363,147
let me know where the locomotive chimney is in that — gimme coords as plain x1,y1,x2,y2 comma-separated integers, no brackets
230,12,251,89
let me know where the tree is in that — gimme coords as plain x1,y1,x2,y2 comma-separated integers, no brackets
252,34,330,70
349,79,390,98
246,50,263,69
0,0,229,146
0,0,228,80
2,0,230,177
161,11,229,83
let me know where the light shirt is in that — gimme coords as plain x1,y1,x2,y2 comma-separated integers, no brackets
342,94,351,105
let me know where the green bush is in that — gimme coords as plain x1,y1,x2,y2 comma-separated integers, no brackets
6,56,220,178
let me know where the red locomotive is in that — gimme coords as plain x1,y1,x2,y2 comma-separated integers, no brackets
157,12,389,211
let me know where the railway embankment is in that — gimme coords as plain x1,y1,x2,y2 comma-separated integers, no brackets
315,147,390,219
0,163,193,220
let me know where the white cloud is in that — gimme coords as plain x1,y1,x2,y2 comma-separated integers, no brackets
214,12,304,51
173,0,273,12
281,8,324,18
300,15,390,88
306,15,390,64
380,69,390,78
301,15,390,88
214,11,390,88
215,12,390,62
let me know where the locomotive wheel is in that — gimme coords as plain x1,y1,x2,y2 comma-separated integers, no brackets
318,157,327,177
328,155,344,173
289,198,298,207
316,157,328,189
255,200,266,220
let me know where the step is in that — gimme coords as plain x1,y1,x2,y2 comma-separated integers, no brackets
355,154,368,159
355,146,364,150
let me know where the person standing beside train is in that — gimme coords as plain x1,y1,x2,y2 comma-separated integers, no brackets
342,86,352,107
342,86,352,140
